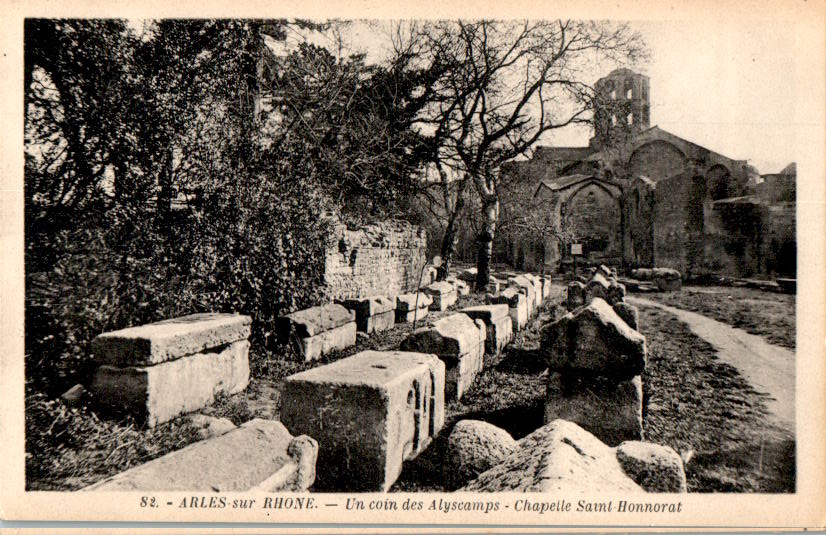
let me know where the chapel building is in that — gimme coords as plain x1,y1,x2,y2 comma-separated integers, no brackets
500,68,795,279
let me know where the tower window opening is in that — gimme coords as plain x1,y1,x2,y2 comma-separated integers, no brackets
627,113,633,125
626,88,632,99
611,114,617,126
610,89,616,100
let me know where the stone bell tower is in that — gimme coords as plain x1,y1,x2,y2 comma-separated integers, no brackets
590,68,650,150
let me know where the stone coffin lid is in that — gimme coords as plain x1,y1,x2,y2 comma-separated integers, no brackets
588,272,611,289
461,419,641,492
396,292,433,312
651,267,681,280
400,313,481,360
284,350,443,389
91,313,252,367
422,281,456,296
489,288,524,307
460,304,510,324
541,298,646,377
84,419,317,492
508,276,536,296
282,304,355,337
339,296,395,315
457,268,478,282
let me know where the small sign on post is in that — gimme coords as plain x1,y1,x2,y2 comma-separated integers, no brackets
570,243,582,279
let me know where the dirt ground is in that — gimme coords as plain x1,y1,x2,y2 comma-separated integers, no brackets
643,286,795,349
639,304,795,493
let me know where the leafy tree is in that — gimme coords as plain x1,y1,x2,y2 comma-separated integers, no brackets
398,20,648,288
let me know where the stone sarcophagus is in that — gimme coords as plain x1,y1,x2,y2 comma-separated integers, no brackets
85,419,317,492
338,296,396,334
422,281,458,311
395,292,432,323
280,350,445,492
540,298,648,445
276,304,357,361
460,304,513,356
487,288,528,331
90,313,251,427
507,276,538,317
400,313,485,401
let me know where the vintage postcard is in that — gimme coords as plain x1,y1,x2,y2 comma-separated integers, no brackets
1,0,824,531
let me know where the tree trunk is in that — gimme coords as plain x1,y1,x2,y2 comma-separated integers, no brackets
475,196,498,291
436,190,465,281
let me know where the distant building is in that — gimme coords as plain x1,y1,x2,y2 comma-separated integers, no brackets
500,68,796,279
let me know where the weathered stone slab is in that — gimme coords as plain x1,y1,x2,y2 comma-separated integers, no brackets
461,305,512,355
458,267,478,282
447,420,517,489
584,273,612,304
422,281,458,311
485,315,513,356
631,268,653,281
280,350,445,491
181,413,237,440
276,304,357,361
616,441,687,492
452,279,471,296
395,293,431,323
460,304,509,324
396,292,432,312
462,419,642,492
91,340,250,427
540,298,647,378
85,419,317,491
92,313,252,367
423,266,438,285
544,372,643,446
488,288,528,331
400,314,484,401
567,281,585,310
598,264,613,278
540,276,552,300
524,274,544,306
508,276,537,316
652,268,682,291
613,302,640,330
339,296,396,334
487,277,503,294
278,304,354,338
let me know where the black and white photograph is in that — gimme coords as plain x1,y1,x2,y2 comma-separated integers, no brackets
1,0,824,529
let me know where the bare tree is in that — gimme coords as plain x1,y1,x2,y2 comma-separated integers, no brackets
399,20,648,289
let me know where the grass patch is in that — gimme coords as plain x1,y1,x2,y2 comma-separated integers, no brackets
26,392,202,490
643,286,795,349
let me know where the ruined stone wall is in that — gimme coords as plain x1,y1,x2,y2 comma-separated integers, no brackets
652,173,693,274
623,178,656,268
322,220,427,300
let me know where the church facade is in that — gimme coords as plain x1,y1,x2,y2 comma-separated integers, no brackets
500,68,795,279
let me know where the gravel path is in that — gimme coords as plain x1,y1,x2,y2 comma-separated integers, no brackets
628,296,795,432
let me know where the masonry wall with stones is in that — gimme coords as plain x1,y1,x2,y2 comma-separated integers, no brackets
322,220,427,300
